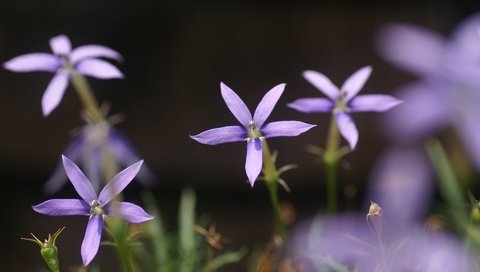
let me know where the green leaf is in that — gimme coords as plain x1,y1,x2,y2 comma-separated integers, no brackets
210,248,248,271
425,138,468,231
178,187,197,272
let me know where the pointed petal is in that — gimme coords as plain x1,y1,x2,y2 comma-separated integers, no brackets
75,59,123,79
50,35,72,55
108,128,156,186
190,126,246,145
455,108,480,172
70,45,123,64
245,138,263,187
32,199,90,216
3,53,60,72
81,215,104,266
261,121,316,138
376,23,446,76
302,70,339,100
382,81,448,141
335,112,358,150
220,82,252,126
253,84,285,128
98,160,143,205
287,98,334,113
62,155,97,203
342,66,372,101
349,94,403,112
42,71,70,116
44,135,86,194
110,201,154,223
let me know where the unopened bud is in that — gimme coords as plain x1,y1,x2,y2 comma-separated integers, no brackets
21,227,65,272
471,203,480,224
367,201,383,237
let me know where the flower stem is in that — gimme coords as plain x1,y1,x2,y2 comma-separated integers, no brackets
323,114,340,214
106,219,136,272
262,140,287,240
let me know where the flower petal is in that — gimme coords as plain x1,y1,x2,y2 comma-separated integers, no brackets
349,94,403,112
32,199,90,216
3,53,60,72
108,128,156,186
42,71,70,116
62,155,97,203
382,81,448,142
75,59,124,79
302,70,339,100
261,121,316,138
245,138,263,187
376,23,446,76
98,160,143,205
287,98,334,113
253,83,285,128
190,126,246,145
335,111,358,150
109,201,154,223
81,215,104,266
70,45,123,64
44,134,86,194
220,82,252,126
50,35,72,56
342,66,372,101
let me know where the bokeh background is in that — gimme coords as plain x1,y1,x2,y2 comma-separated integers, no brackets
0,0,477,270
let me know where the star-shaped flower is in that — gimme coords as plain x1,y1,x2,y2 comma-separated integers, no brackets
288,66,402,149
376,13,480,170
3,34,123,116
33,155,154,266
44,120,155,194
191,82,315,186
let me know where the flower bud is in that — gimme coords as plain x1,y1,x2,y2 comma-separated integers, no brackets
21,227,65,272
367,201,383,237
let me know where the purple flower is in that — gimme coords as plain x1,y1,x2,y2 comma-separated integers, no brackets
288,66,402,149
3,34,123,116
44,121,155,194
376,13,480,170
191,82,316,186
33,155,153,266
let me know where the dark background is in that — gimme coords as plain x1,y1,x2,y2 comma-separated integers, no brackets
0,0,477,271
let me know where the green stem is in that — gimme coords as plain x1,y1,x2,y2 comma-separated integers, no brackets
107,219,135,272
323,114,340,213
65,63,104,122
262,140,287,240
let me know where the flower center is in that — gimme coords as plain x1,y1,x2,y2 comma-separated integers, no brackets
334,90,351,113
247,120,263,139
89,200,106,216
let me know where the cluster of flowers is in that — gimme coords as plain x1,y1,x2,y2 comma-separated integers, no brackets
6,10,480,271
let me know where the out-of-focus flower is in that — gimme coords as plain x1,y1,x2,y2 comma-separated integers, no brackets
376,13,480,170
4,35,123,116
292,213,475,272
191,82,315,186
288,66,402,149
44,120,155,194
33,156,153,266
367,146,434,234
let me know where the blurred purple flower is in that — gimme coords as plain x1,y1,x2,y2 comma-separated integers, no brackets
33,156,153,266
367,146,434,234
3,34,123,116
44,121,155,194
288,66,402,149
292,214,475,272
191,82,315,186
377,13,480,170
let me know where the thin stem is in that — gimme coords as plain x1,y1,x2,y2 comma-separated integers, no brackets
106,219,135,272
65,63,104,122
262,140,287,240
323,114,340,213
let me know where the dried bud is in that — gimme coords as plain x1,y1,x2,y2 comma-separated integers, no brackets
21,227,65,272
367,201,383,237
